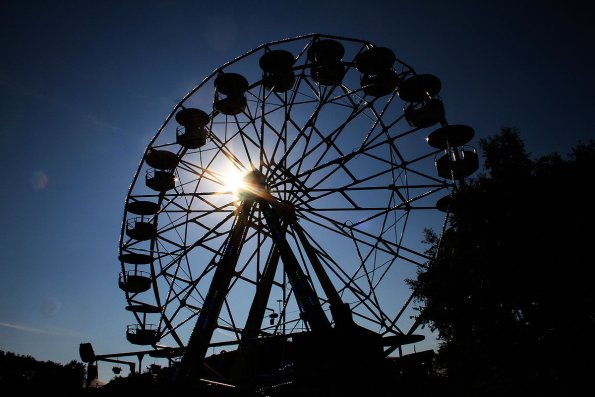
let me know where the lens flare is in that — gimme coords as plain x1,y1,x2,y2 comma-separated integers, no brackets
30,170,48,190
221,167,246,199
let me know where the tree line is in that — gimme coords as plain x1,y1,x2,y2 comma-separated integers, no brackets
0,349,85,395
408,128,595,396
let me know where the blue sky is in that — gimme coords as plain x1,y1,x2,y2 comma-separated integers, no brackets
1,0,594,380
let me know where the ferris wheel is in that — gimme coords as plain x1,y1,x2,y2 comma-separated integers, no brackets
117,33,477,376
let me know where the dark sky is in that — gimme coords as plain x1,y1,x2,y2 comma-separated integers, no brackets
1,0,593,379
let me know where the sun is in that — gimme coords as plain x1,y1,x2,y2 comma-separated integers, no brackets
221,167,246,199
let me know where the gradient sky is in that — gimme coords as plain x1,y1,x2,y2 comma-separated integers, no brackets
1,0,593,380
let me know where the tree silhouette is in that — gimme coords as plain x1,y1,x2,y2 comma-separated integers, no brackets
408,129,595,396
0,350,85,395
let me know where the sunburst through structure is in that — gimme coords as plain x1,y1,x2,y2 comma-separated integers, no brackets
116,34,478,392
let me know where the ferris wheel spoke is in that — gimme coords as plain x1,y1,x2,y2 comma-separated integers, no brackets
265,102,325,180
371,212,412,291
161,279,195,315
297,206,429,266
297,209,395,257
349,229,386,323
234,107,264,164
277,100,373,184
161,246,207,308
155,211,236,278
286,228,319,295
347,185,446,230
383,289,417,336
341,240,395,326
176,161,223,186
265,120,288,170
209,131,250,173
301,72,324,99
239,99,279,150
160,314,186,348
339,269,393,326
271,83,307,169
342,283,388,328
292,123,349,183
225,228,271,290
222,298,242,340
156,202,235,244
257,85,268,172
292,224,372,307
350,309,389,331
263,92,292,162
336,82,365,108
176,211,269,311
353,188,406,276
287,164,405,207
165,311,202,339
359,91,400,146
283,185,443,213
176,160,221,189
291,183,443,239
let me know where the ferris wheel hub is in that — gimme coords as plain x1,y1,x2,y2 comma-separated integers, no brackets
239,170,268,201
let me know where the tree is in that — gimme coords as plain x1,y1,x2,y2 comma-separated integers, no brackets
0,350,85,395
408,129,595,396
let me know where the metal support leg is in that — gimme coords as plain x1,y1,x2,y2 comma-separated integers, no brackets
292,221,354,327
260,201,330,331
177,201,253,380
242,245,282,340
